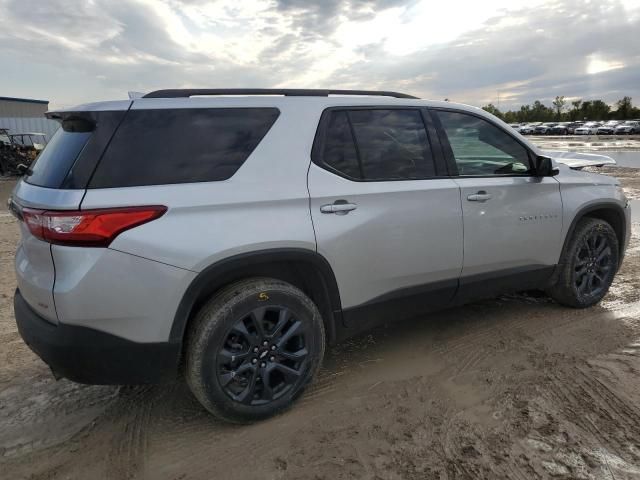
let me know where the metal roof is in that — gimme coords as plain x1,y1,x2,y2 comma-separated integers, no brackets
0,96,49,105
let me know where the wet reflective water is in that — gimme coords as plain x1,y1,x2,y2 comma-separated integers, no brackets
600,151,640,168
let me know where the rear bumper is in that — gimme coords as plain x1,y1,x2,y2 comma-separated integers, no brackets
14,289,180,385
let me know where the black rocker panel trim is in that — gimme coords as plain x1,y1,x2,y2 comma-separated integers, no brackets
455,265,556,305
339,264,557,340
340,278,457,339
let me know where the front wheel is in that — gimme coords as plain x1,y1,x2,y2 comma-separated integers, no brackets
186,278,325,423
548,218,619,308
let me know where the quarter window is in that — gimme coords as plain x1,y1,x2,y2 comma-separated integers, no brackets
26,122,92,188
435,110,532,176
89,108,279,188
318,109,436,180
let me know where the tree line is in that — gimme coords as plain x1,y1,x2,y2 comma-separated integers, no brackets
481,96,640,123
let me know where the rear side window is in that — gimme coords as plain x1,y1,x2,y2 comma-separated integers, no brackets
349,110,434,180
89,108,279,188
316,109,435,181
26,121,92,188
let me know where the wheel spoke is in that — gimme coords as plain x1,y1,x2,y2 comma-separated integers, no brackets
262,364,276,401
276,320,303,348
249,307,267,338
575,264,588,276
273,363,302,383
231,320,251,339
218,348,250,365
584,237,594,255
235,365,259,404
595,237,607,255
219,371,235,387
269,308,290,338
597,246,611,263
279,347,308,362
576,273,588,293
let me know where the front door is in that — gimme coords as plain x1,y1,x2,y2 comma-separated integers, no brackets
431,108,563,297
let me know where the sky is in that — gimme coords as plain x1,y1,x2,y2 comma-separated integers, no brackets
0,0,639,110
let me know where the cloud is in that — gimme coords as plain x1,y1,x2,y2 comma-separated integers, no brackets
0,0,638,109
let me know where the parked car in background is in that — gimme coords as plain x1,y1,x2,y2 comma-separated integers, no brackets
533,123,558,135
509,123,522,132
551,122,583,135
596,121,621,135
518,124,536,135
574,122,600,135
614,121,640,135
568,121,585,134
550,123,569,135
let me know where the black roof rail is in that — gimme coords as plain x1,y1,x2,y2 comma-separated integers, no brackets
142,88,419,99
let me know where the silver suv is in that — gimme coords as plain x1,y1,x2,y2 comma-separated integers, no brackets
10,89,631,423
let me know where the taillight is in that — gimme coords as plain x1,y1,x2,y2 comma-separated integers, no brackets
21,206,167,247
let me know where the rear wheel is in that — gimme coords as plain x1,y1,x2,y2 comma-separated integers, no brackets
549,218,619,308
186,278,325,423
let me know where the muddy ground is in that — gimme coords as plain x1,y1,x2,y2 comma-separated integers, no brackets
1,172,640,480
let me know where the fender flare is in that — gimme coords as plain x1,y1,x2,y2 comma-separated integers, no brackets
169,248,343,345
560,201,628,261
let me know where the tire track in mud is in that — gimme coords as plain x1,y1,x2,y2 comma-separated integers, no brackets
298,368,344,405
105,386,159,480
544,364,640,464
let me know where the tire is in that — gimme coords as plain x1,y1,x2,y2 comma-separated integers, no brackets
548,218,619,308
186,277,325,423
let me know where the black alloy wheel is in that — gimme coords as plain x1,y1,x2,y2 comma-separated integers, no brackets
548,218,619,308
574,230,613,299
217,306,309,405
186,278,325,423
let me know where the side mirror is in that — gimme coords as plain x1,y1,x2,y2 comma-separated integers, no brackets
534,155,559,177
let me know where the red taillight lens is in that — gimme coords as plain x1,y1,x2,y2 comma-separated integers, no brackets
21,206,167,247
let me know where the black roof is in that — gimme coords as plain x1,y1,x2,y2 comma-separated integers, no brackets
143,88,419,99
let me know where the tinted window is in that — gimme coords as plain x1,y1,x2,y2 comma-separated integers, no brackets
26,126,92,188
322,111,361,178
348,109,434,180
436,110,531,175
90,108,279,188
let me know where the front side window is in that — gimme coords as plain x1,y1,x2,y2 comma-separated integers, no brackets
318,108,435,180
435,110,532,176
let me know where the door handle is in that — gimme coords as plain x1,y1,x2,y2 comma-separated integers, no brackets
467,191,492,202
320,201,357,215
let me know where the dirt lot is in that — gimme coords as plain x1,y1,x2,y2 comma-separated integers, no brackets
1,172,640,480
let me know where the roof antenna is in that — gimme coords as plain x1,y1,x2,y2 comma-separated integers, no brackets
128,91,144,99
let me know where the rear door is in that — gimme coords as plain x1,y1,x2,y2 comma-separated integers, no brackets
431,108,563,299
308,107,463,327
